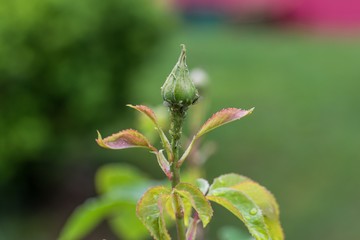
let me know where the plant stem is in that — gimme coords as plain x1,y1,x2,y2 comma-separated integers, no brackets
169,105,187,240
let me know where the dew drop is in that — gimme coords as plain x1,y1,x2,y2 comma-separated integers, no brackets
250,208,258,215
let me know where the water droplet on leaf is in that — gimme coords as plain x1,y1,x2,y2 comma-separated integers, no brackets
250,208,258,215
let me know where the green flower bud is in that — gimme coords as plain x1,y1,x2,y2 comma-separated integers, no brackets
161,44,199,108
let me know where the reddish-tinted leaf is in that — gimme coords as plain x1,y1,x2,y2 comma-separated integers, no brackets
153,150,172,179
196,108,254,138
96,129,156,151
127,104,172,157
127,104,158,125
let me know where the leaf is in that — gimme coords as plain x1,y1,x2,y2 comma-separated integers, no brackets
177,136,195,167
60,178,158,240
207,189,268,240
109,206,149,240
165,192,192,226
208,173,249,193
232,181,284,239
157,128,173,159
196,108,254,138
59,198,118,240
218,226,254,240
175,183,213,227
95,163,147,194
196,178,210,195
96,129,156,151
127,104,172,157
127,104,158,125
178,108,253,166
136,186,172,240
61,164,165,240
95,164,166,239
153,150,172,179
208,174,284,240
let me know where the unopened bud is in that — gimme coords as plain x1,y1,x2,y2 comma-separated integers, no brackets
161,44,199,108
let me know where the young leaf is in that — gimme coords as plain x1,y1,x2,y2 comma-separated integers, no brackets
208,174,284,240
127,104,172,158
196,108,254,138
207,188,269,240
157,128,173,160
127,104,158,125
178,108,253,166
177,136,195,167
175,183,213,227
136,186,172,240
196,178,210,195
96,129,156,151
153,150,172,179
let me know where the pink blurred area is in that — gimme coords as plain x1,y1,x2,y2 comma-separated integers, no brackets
176,0,360,28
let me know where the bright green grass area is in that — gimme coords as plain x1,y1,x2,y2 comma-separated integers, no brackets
131,25,360,240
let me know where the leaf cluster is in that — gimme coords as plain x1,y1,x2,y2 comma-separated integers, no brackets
60,104,283,239
60,47,283,240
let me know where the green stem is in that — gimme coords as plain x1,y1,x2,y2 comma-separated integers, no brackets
169,105,187,240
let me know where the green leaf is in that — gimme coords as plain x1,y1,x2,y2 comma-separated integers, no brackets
59,179,156,240
196,178,210,195
177,136,195,167
95,163,171,239
219,226,254,240
196,108,254,138
207,189,268,240
59,198,118,240
208,174,284,240
95,163,147,194
136,186,172,240
208,173,249,192
232,180,284,239
165,192,192,226
175,183,213,227
96,129,156,151
109,203,149,240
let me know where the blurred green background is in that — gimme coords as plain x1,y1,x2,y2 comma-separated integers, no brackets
1,0,360,239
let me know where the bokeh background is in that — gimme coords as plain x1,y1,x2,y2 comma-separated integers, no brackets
1,0,360,239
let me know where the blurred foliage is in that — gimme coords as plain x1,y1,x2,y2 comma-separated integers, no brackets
59,163,159,240
0,0,172,184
